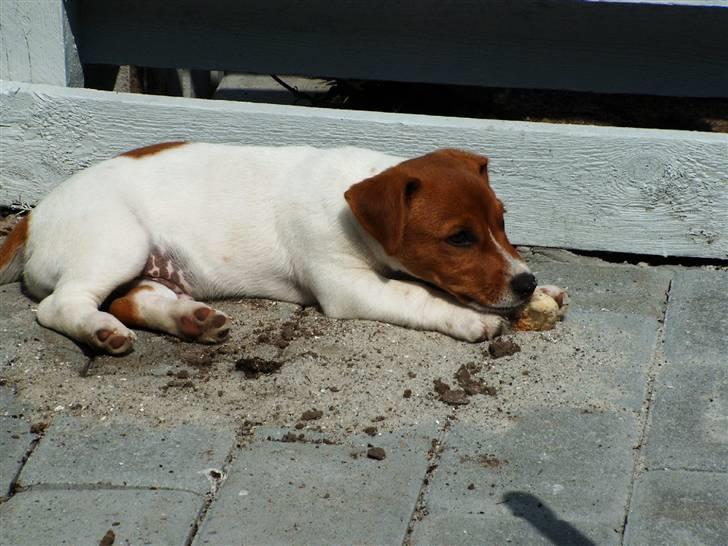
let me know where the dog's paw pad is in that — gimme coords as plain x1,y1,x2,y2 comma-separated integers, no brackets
94,328,135,355
178,306,231,343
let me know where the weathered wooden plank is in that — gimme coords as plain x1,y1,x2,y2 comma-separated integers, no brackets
66,0,728,97
1,81,726,258
0,0,83,86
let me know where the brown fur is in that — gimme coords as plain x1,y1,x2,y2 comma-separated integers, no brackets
0,215,29,271
108,285,154,328
345,149,519,307
120,141,187,159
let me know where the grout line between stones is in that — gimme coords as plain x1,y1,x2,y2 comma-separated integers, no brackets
3,418,43,503
183,423,250,546
619,276,673,545
401,416,452,546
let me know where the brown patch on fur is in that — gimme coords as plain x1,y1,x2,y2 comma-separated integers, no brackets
120,141,187,159
0,214,29,271
345,149,519,307
108,285,154,328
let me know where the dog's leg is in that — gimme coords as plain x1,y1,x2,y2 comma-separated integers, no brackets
37,282,139,355
314,270,506,341
107,279,231,343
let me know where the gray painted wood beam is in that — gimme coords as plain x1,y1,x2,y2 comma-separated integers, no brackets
1,81,726,258
0,0,83,86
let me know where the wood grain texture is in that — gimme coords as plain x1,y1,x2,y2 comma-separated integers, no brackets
0,0,82,86
67,0,728,97
1,81,726,258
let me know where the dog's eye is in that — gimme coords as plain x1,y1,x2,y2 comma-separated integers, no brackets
447,230,477,247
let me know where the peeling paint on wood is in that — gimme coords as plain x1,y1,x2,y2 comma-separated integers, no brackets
0,81,726,258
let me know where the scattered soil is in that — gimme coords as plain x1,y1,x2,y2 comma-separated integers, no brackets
455,363,497,396
282,432,306,442
488,339,521,359
300,409,323,421
234,356,284,378
30,421,48,434
403,389,412,399
99,529,115,546
363,426,378,436
366,446,386,460
467,483,476,490
433,379,469,406
479,454,508,468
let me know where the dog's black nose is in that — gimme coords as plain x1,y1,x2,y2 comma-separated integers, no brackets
511,272,537,298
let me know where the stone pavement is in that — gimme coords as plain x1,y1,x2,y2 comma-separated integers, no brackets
0,250,726,545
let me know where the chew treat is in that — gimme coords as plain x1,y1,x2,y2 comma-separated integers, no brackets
514,286,568,331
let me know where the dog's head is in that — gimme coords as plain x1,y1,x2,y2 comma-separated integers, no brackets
344,148,536,313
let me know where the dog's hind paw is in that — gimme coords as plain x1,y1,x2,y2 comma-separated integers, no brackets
177,305,231,343
94,327,136,355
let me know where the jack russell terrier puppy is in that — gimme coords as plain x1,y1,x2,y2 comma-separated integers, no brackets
0,143,563,355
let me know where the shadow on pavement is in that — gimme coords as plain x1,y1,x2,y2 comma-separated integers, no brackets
502,491,596,546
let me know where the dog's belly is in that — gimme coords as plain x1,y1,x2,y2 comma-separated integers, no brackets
139,245,315,306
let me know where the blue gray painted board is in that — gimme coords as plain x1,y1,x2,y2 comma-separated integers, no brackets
67,0,728,97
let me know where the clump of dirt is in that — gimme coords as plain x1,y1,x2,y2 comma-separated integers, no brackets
367,446,386,460
488,338,521,359
433,379,469,406
300,408,323,421
234,356,284,378
455,363,497,396
434,363,498,405
99,529,116,546
403,389,412,399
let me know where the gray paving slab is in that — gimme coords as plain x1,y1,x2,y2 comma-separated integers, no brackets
18,416,235,494
0,385,29,417
410,410,639,545
646,269,728,472
0,282,87,369
525,249,673,318
623,470,728,546
193,425,436,545
0,417,35,500
0,488,202,546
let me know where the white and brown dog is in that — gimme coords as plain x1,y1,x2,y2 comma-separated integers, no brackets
0,143,562,354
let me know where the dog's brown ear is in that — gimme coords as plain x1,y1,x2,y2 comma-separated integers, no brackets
344,170,420,255
437,148,489,176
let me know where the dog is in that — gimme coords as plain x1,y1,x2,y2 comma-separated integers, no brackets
0,143,559,355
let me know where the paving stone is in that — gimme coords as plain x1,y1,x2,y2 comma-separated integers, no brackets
410,410,639,545
525,249,673,318
0,282,88,369
19,416,234,494
0,384,30,417
0,417,35,500
646,269,728,472
193,426,435,545
0,488,202,546
624,470,728,545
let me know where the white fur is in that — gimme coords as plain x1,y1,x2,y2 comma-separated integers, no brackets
21,143,509,351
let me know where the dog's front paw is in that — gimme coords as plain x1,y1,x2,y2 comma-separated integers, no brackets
450,311,506,342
